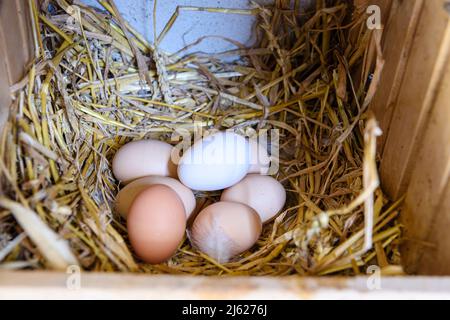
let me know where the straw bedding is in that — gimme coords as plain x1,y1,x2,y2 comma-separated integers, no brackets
0,0,404,276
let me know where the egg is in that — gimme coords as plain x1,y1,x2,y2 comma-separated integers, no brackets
115,176,196,219
112,140,177,184
127,185,186,264
178,131,250,191
220,174,286,223
248,137,271,175
190,201,262,263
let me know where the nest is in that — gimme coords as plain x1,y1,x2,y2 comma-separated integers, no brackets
0,0,404,276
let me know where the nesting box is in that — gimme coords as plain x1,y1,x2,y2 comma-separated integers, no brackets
0,0,450,299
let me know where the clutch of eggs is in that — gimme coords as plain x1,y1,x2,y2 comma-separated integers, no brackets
112,133,285,264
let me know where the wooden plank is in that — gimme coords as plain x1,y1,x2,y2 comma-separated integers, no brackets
416,182,450,275
0,0,29,84
15,0,34,69
379,0,450,199
370,0,424,150
1,271,450,299
0,13,12,128
401,45,450,275
0,0,33,129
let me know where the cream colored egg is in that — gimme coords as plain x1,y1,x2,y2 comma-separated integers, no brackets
112,140,177,184
248,137,271,175
190,201,262,263
115,176,196,219
220,174,286,223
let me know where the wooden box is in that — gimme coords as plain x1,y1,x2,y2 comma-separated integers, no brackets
0,0,450,299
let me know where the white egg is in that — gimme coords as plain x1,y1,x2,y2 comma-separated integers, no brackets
178,131,250,191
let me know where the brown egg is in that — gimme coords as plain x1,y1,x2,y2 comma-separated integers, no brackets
127,185,186,264
112,140,177,184
190,201,262,263
115,176,196,220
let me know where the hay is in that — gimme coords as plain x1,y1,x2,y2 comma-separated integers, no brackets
0,0,404,276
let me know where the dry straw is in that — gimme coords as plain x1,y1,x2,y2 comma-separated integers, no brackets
0,0,403,276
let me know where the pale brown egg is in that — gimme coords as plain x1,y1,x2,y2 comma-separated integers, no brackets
112,140,177,184
127,185,186,264
220,174,286,223
115,176,196,220
190,201,262,263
